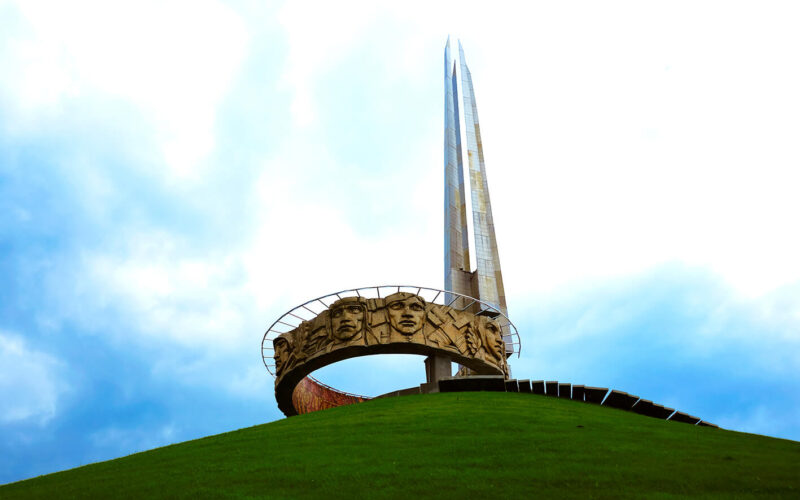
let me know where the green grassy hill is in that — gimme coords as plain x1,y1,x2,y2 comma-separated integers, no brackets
3,392,799,499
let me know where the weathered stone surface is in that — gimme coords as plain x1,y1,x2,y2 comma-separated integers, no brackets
424,355,451,389
505,379,519,393
274,293,509,416
401,386,423,396
669,411,701,425
602,390,639,410
545,381,559,397
571,385,585,402
531,380,545,394
558,383,571,399
419,382,439,394
517,379,532,393
584,386,609,404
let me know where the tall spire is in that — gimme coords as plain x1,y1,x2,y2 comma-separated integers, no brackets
444,39,507,318
443,38,471,301
457,40,507,316
444,37,510,364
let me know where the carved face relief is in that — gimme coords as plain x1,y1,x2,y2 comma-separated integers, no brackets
329,298,366,340
274,337,291,373
479,317,505,362
385,293,426,335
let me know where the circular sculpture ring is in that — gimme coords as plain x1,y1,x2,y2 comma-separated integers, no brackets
261,286,521,416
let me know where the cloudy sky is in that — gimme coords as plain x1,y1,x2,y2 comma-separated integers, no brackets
2,0,800,484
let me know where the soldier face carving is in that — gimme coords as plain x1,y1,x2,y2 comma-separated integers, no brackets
329,298,366,340
385,292,426,335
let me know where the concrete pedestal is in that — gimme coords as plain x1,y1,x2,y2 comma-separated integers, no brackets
424,355,452,393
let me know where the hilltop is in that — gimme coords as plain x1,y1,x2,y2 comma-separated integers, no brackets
2,392,799,498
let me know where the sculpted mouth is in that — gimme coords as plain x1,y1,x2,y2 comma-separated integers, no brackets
400,321,417,327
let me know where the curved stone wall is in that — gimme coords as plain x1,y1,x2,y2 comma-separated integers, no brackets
274,292,509,416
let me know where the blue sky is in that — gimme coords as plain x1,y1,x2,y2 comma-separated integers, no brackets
2,0,800,484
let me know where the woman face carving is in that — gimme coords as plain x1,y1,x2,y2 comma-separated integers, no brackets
480,318,505,361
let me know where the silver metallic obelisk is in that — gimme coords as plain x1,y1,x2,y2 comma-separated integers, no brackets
458,41,508,317
444,37,472,303
444,38,508,318
430,38,509,384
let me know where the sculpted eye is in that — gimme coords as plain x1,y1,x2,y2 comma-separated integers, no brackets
332,309,343,317
389,302,403,310
348,306,361,314
410,304,424,311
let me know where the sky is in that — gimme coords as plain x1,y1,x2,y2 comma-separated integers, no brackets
2,0,800,484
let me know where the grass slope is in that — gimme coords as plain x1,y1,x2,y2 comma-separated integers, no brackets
3,392,799,499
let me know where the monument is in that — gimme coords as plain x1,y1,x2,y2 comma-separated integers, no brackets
261,39,520,417
260,39,716,428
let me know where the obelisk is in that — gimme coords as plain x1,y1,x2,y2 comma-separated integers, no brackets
432,38,510,384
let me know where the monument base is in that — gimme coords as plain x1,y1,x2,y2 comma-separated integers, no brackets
424,354,452,392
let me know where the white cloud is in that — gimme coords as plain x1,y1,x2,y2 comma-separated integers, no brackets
0,0,248,179
474,4,800,299
277,0,378,127
243,137,442,306
62,131,443,359
273,1,800,299
0,332,66,425
80,230,252,349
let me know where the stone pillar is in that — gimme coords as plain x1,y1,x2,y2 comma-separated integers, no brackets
422,355,452,393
